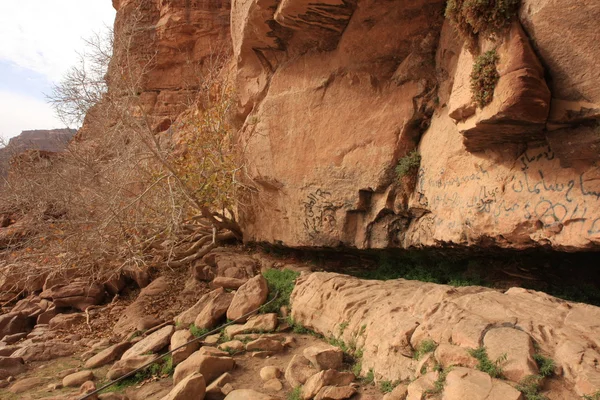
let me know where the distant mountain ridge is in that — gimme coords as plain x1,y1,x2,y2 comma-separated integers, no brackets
0,129,76,178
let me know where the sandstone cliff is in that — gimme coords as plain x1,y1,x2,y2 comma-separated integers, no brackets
110,0,600,252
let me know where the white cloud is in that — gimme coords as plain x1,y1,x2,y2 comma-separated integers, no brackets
0,1,115,141
0,90,67,143
0,1,116,82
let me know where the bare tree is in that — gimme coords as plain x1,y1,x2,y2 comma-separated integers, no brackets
1,10,246,292
46,28,113,127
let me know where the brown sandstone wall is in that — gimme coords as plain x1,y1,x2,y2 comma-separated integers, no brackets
108,0,600,251
233,0,600,251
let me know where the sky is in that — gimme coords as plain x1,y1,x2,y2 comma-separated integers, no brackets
0,1,116,143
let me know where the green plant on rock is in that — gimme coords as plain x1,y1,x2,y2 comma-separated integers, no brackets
288,386,302,400
471,50,500,108
362,368,375,385
516,375,548,400
584,392,600,400
533,353,555,378
426,367,452,395
189,324,210,338
395,151,421,179
468,347,507,378
445,0,520,50
262,268,301,314
379,380,401,393
414,339,438,360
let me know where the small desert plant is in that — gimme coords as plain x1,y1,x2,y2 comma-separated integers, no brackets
516,375,548,400
379,380,401,393
362,368,375,385
469,347,507,378
414,339,438,360
395,151,421,179
261,269,300,314
583,392,600,400
288,386,302,400
471,50,500,108
533,353,555,378
189,324,209,338
445,0,520,50
426,367,452,395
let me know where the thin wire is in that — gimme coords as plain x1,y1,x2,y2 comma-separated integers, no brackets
79,291,280,399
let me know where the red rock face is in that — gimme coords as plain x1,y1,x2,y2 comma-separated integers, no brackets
106,0,600,251
109,0,231,130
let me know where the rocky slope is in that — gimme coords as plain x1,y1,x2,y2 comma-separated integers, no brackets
0,129,76,178
0,250,598,398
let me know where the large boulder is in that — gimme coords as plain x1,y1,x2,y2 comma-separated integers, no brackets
170,329,200,366
40,279,105,311
107,355,158,380
121,325,175,360
0,356,27,376
113,277,169,337
443,367,523,400
290,272,600,394
160,372,206,400
483,327,538,383
0,313,34,338
11,341,76,361
226,275,268,321
175,288,225,328
85,342,132,369
194,290,234,330
173,351,234,386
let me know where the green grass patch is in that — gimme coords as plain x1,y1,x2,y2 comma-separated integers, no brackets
426,367,452,396
288,386,302,400
361,368,375,385
414,339,438,360
533,354,555,378
100,355,174,393
262,269,301,314
583,392,600,400
351,254,484,287
516,375,548,400
396,151,421,179
189,324,210,338
379,380,400,393
468,347,507,378
470,50,500,108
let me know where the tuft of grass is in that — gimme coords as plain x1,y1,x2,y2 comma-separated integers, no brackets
351,254,484,287
288,386,302,400
396,151,421,179
471,50,500,108
362,368,375,385
414,340,438,360
533,353,555,378
516,375,548,400
379,380,400,393
100,355,174,393
426,367,452,395
468,347,506,378
338,321,349,336
583,392,600,400
445,0,520,50
352,359,363,377
189,324,210,338
262,269,300,314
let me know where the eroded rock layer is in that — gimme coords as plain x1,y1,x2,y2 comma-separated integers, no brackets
291,272,600,396
233,0,600,251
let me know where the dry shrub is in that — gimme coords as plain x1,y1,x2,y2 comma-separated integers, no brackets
445,0,520,51
0,12,244,293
